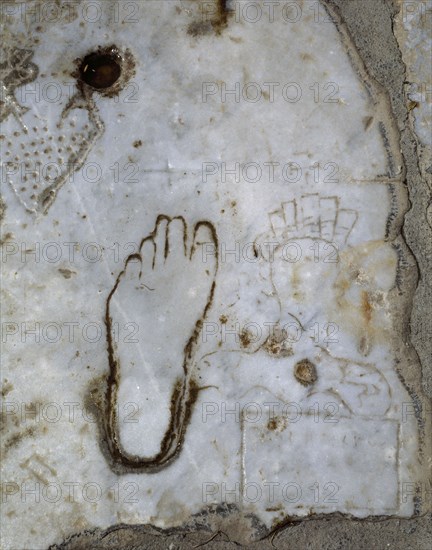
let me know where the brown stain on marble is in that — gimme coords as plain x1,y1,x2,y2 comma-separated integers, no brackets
58,268,76,279
239,328,252,348
3,427,37,457
294,359,317,386
0,232,14,246
331,241,399,355
361,290,373,323
267,416,287,432
1,382,13,397
263,331,293,358
188,0,233,37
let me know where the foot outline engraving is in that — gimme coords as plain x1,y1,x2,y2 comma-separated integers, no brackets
104,215,218,471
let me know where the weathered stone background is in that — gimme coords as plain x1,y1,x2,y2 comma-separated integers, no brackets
42,0,431,547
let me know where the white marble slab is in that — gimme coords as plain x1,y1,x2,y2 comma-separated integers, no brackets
0,1,427,548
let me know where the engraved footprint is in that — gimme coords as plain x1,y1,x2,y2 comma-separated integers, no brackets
258,194,358,328
104,215,218,471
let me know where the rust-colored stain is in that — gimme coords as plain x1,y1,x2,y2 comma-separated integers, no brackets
239,328,253,348
188,0,233,37
361,290,373,323
267,416,287,432
294,359,317,386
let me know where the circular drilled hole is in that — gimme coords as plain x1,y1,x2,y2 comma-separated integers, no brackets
79,52,121,89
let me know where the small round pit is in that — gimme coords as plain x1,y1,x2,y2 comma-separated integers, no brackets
80,51,121,90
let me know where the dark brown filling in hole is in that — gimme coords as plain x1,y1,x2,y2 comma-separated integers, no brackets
80,52,121,89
